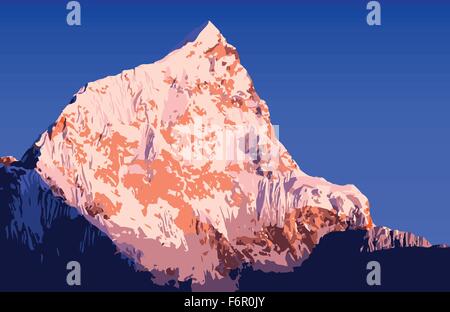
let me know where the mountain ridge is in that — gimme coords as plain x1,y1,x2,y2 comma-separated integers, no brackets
0,21,440,291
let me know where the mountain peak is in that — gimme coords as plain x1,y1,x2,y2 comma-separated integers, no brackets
196,20,221,39
175,21,225,50
32,22,373,289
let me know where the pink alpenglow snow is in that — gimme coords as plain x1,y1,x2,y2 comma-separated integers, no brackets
30,21,425,290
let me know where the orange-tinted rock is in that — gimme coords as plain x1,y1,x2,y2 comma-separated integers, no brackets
0,156,17,166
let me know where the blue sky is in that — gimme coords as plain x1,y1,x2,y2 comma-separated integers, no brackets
0,0,449,243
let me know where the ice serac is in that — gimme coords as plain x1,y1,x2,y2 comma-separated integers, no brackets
32,21,384,289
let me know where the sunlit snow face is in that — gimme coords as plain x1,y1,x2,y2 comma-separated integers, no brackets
33,21,371,289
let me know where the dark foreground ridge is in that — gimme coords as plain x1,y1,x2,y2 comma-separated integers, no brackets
239,230,450,291
1,161,450,291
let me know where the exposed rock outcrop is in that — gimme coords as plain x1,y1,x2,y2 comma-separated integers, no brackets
363,226,431,252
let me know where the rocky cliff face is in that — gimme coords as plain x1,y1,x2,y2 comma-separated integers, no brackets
0,21,432,290
0,156,17,167
363,226,431,252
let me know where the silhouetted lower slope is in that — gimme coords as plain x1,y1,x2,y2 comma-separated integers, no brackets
239,230,450,291
0,163,189,291
1,162,449,291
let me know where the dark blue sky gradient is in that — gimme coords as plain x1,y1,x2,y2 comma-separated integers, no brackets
0,0,449,243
